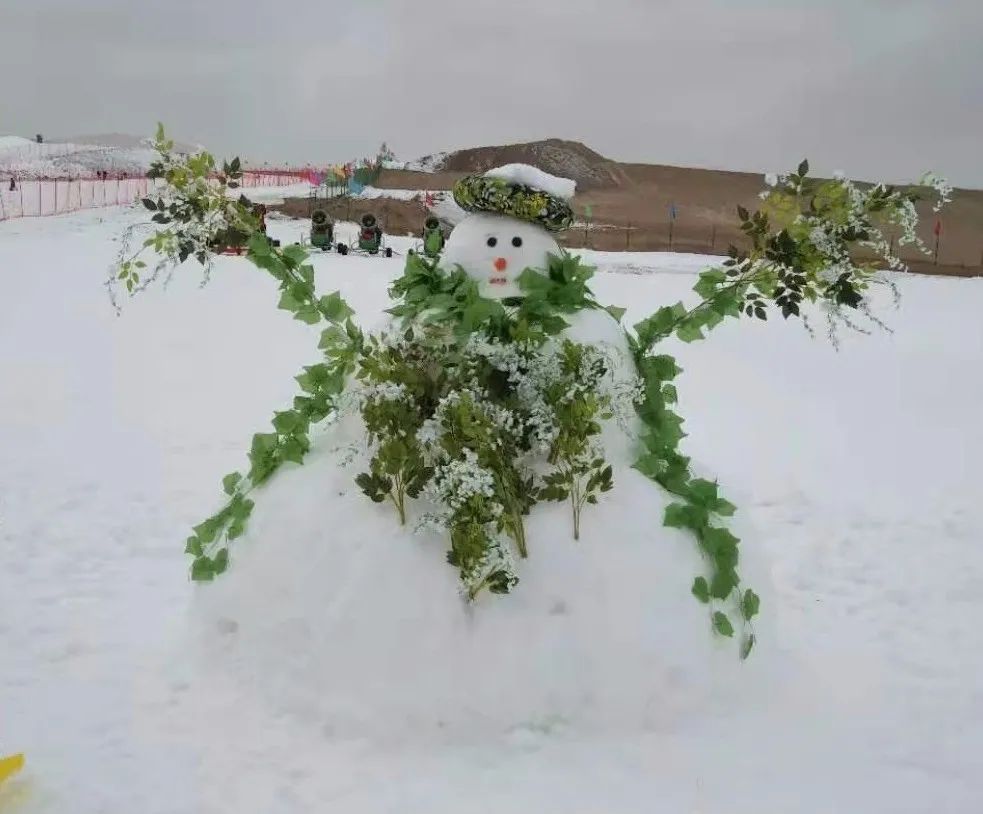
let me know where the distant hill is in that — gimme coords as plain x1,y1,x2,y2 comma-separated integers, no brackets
0,133,201,180
53,133,201,153
431,139,619,190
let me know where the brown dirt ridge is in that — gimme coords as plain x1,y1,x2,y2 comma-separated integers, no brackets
282,139,983,278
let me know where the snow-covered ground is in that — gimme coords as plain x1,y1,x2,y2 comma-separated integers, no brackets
235,182,317,205
2,208,982,813
352,185,428,201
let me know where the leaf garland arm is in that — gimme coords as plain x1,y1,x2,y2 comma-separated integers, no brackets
108,127,364,577
186,316,362,580
625,160,949,652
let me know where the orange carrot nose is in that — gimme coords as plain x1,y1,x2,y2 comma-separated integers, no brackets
493,257,508,272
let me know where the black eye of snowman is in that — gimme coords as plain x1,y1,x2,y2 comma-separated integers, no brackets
486,236,498,247
511,236,523,247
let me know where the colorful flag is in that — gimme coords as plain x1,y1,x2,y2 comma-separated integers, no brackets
424,191,435,209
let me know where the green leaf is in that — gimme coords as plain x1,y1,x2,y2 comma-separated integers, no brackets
632,453,665,480
605,305,627,323
691,576,710,603
279,436,307,464
692,268,727,299
278,290,301,312
701,526,740,558
740,633,756,660
687,479,719,507
741,588,761,620
710,568,738,600
251,432,279,453
318,292,354,323
634,303,686,349
712,611,735,637
247,233,271,257
272,410,303,435
192,517,222,545
231,496,254,521
248,432,280,483
294,305,321,325
191,556,215,582
318,324,347,351
638,354,680,382
297,264,315,286
212,548,229,576
676,320,705,343
797,159,810,177
185,536,203,556
664,502,708,530
222,472,242,496
281,243,308,268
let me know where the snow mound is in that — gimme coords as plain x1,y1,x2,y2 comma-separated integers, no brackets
0,140,158,179
0,135,35,154
405,151,450,172
353,186,428,201
485,163,577,200
191,404,783,744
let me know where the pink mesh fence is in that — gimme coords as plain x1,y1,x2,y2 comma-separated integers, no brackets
0,171,310,221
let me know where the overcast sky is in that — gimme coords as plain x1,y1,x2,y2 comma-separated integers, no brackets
2,0,981,186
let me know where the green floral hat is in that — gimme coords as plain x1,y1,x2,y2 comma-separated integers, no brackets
452,173,574,232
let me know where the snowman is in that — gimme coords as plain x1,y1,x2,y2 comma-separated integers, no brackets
440,164,635,384
188,164,782,744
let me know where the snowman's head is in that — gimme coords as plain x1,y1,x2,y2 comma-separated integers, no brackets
441,213,560,300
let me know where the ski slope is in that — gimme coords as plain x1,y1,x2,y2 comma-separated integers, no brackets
1,208,982,813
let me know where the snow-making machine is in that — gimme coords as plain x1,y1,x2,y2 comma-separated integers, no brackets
407,215,447,260
335,212,393,257
309,209,335,251
212,202,280,255
420,216,445,258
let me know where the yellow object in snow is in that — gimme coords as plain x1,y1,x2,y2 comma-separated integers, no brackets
0,753,25,784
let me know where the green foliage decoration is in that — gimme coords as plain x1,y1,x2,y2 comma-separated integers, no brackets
112,127,949,656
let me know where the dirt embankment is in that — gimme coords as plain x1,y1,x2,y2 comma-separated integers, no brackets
278,139,983,277
274,195,432,238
